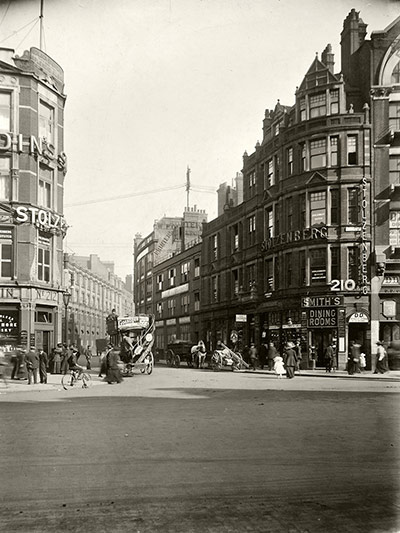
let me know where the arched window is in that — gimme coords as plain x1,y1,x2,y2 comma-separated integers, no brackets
391,60,400,84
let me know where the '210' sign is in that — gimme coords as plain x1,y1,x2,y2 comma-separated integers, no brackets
331,279,356,292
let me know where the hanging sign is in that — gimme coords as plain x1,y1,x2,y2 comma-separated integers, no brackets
348,312,369,323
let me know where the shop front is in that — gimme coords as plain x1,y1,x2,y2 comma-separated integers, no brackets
0,286,63,354
301,295,343,368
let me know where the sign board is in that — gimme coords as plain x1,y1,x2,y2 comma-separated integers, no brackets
235,314,247,323
118,315,149,331
348,312,369,324
307,308,338,328
382,300,396,318
302,296,343,307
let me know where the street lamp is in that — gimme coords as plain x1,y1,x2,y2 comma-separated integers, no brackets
63,289,71,345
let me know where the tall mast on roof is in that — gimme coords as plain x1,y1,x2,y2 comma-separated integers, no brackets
186,166,191,209
39,0,44,50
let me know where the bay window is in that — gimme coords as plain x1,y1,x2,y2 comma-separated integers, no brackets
0,92,11,131
310,138,327,169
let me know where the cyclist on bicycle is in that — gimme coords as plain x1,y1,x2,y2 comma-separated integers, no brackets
67,346,84,377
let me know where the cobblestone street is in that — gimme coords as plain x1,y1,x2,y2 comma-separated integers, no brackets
0,366,399,532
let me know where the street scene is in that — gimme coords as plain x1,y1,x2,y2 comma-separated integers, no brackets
0,361,399,532
1,0,400,531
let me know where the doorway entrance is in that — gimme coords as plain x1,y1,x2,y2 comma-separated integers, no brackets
310,329,337,367
35,330,52,355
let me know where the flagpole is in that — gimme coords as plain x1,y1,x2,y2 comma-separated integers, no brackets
39,0,44,50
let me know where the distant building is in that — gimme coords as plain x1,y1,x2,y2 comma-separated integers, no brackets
65,253,133,350
134,206,207,315
153,242,202,354
0,47,67,355
216,172,243,216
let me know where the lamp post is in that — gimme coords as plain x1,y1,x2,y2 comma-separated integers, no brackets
63,290,71,346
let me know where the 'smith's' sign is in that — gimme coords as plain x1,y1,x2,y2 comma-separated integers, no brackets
262,226,327,251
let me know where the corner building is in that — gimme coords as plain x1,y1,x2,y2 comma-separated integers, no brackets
201,11,400,369
0,47,67,354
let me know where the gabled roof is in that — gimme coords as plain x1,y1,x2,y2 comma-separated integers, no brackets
298,56,340,93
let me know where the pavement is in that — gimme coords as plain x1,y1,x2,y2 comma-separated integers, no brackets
1,362,399,394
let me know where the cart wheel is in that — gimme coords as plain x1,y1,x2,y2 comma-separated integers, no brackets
174,354,181,367
145,353,154,375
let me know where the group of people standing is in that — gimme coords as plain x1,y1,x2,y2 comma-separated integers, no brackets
10,346,49,384
249,340,303,379
8,343,94,385
243,338,390,376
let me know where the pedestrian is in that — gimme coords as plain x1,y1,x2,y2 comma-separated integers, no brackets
99,343,112,377
38,349,48,384
294,340,302,372
11,346,26,380
267,341,278,371
52,343,62,374
25,349,39,384
284,342,297,379
374,341,388,374
84,344,92,370
360,352,366,371
309,345,317,370
324,342,334,373
0,348,8,387
60,344,69,374
273,355,285,378
331,344,338,372
106,347,123,384
249,343,258,371
351,340,362,374
259,342,267,370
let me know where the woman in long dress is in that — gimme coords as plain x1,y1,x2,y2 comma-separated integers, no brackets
374,341,388,374
106,348,123,384
284,342,297,379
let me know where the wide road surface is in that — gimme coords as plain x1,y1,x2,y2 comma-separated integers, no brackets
0,366,399,532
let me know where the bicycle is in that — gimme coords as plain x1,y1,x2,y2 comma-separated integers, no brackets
61,369,92,390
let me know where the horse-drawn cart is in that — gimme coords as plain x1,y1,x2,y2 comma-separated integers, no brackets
166,340,193,368
106,313,155,375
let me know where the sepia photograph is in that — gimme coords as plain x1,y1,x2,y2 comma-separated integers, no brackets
0,0,399,531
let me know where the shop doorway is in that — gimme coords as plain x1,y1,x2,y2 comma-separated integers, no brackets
310,329,337,367
36,330,52,354
348,324,368,358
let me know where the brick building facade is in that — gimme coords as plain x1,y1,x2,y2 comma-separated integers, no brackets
0,47,67,355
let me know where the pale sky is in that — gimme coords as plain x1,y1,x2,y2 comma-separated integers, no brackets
1,0,398,278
